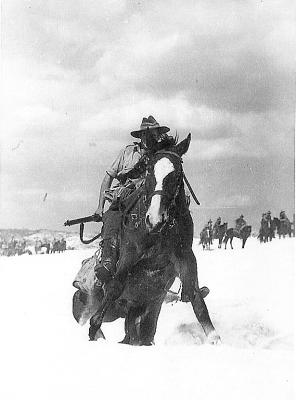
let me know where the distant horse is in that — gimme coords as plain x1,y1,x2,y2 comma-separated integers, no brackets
214,223,228,249
224,225,252,249
35,241,50,254
199,228,211,250
75,133,220,345
259,218,275,243
59,239,67,252
51,240,63,253
273,217,292,239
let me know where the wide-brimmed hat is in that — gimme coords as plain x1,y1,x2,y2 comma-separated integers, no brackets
131,115,170,138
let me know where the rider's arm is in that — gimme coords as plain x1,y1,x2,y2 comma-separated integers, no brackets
95,173,114,216
117,154,148,182
95,147,126,216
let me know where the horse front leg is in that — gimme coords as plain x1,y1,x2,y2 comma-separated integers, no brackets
191,290,221,344
138,296,166,346
89,273,130,341
224,236,228,249
89,294,113,341
179,249,220,344
230,237,234,249
120,306,144,345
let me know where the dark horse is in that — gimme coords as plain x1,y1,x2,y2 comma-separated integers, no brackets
199,227,212,250
273,217,292,239
83,134,220,345
258,218,275,243
214,223,228,249
224,225,252,249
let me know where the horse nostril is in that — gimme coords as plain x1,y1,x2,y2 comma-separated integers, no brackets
146,214,150,226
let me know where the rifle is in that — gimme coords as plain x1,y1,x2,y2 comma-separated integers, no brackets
64,214,102,244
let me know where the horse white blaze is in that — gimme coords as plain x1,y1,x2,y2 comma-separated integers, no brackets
146,158,174,227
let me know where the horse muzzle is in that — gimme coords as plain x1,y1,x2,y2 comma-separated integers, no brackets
145,211,168,231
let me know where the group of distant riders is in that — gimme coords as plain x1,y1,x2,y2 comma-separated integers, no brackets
258,210,293,242
201,214,247,245
0,237,67,257
200,210,293,248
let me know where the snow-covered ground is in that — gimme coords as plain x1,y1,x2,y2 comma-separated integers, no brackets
0,237,294,399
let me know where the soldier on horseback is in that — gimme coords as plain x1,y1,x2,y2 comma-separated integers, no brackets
279,210,287,222
266,210,272,222
207,219,213,243
94,116,177,287
213,217,221,238
235,214,247,234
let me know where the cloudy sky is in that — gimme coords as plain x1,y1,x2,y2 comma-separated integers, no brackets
1,0,295,233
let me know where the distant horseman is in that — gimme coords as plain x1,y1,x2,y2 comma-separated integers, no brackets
213,217,221,238
235,215,247,234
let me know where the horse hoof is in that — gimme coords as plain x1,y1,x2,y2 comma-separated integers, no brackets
140,341,154,346
206,331,222,345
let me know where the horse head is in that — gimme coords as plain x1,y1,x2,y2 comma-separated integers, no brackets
145,134,191,230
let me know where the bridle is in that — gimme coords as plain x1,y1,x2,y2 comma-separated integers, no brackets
146,149,183,197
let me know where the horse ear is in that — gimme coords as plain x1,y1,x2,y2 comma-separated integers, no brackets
174,133,191,156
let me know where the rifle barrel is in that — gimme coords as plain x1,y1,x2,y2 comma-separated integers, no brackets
64,214,101,227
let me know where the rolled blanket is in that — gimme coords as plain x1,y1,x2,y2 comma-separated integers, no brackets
73,249,101,294
72,249,102,325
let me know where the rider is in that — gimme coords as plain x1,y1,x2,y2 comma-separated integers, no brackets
207,219,213,243
279,210,287,221
213,217,221,238
266,210,272,221
235,215,247,233
94,116,172,286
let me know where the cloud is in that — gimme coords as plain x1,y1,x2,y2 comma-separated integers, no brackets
1,0,294,229
213,194,252,208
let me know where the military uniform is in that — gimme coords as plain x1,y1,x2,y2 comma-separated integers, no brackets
95,116,171,286
213,217,221,238
235,215,247,232
104,142,146,202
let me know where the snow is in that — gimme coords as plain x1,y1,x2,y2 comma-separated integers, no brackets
0,237,294,400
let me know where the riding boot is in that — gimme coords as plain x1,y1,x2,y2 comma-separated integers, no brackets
95,237,119,286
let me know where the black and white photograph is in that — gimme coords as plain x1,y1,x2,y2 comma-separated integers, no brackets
0,1,295,399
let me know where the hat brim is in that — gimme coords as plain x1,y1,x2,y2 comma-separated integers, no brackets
130,126,170,138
